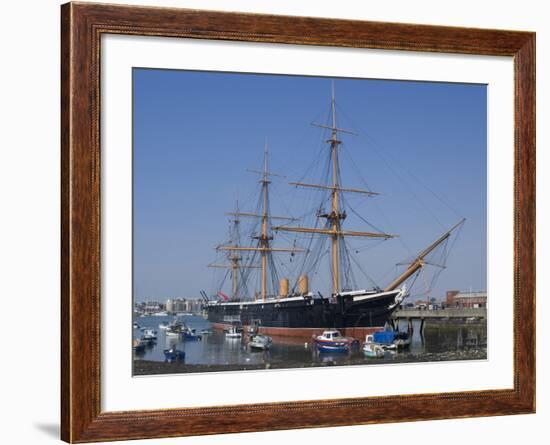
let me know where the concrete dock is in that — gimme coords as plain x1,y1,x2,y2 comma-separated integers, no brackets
391,307,486,335
392,307,486,320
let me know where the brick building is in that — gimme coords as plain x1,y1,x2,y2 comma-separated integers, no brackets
446,290,487,308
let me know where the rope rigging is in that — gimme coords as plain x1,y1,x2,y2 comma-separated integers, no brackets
208,82,466,302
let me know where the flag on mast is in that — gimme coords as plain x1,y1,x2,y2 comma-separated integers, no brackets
217,291,229,301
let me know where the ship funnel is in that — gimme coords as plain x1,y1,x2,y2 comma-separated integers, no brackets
298,274,309,295
279,278,289,297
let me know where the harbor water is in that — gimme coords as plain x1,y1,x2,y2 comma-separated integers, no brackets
133,315,487,375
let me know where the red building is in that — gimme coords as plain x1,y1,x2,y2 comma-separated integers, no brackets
446,290,487,308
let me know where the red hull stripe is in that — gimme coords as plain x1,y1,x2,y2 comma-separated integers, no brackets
211,323,383,340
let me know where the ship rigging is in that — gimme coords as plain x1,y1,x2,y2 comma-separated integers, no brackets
273,82,397,296
214,141,305,302
205,82,465,337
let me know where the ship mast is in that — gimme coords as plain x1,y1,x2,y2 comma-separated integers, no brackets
329,82,342,294
260,141,270,300
273,82,396,296
209,201,259,299
216,142,305,301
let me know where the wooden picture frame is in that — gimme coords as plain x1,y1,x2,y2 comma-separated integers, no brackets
61,2,535,442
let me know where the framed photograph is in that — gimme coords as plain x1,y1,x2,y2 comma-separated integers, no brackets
61,2,535,442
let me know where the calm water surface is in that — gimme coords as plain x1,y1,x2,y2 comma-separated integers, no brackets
133,315,487,372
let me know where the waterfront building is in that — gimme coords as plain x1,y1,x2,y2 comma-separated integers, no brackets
165,299,174,313
164,297,203,314
446,290,487,308
134,300,165,314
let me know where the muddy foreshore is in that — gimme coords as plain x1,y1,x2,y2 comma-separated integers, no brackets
133,348,487,375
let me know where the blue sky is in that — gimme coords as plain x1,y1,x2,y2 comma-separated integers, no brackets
133,69,486,302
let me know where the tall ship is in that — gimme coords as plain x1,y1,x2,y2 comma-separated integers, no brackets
205,84,464,338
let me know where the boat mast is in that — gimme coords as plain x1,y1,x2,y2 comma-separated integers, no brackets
273,81,396,296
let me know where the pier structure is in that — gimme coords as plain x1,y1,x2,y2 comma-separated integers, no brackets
391,307,487,335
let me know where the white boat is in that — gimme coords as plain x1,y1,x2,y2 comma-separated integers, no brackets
362,334,385,358
158,321,170,330
142,328,157,340
164,317,184,336
225,327,242,339
248,334,272,350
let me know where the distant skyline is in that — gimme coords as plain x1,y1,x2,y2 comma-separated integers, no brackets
133,69,486,303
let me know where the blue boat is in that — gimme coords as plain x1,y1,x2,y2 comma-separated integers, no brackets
181,327,202,341
314,330,351,353
372,329,411,349
163,346,185,362
373,330,398,345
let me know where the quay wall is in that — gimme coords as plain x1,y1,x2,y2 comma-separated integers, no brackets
392,307,487,319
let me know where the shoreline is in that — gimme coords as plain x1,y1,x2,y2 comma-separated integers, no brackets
133,348,487,375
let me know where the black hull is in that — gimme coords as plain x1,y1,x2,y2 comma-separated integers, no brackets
206,290,402,330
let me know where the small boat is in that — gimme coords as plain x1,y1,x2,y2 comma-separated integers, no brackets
393,331,411,349
133,322,140,329
314,330,351,353
158,321,170,330
372,329,410,349
224,322,244,334
142,328,157,341
164,317,185,336
200,329,211,335
163,346,185,362
362,334,385,358
133,338,146,353
248,334,272,350
140,336,155,346
225,327,242,339
181,327,202,341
